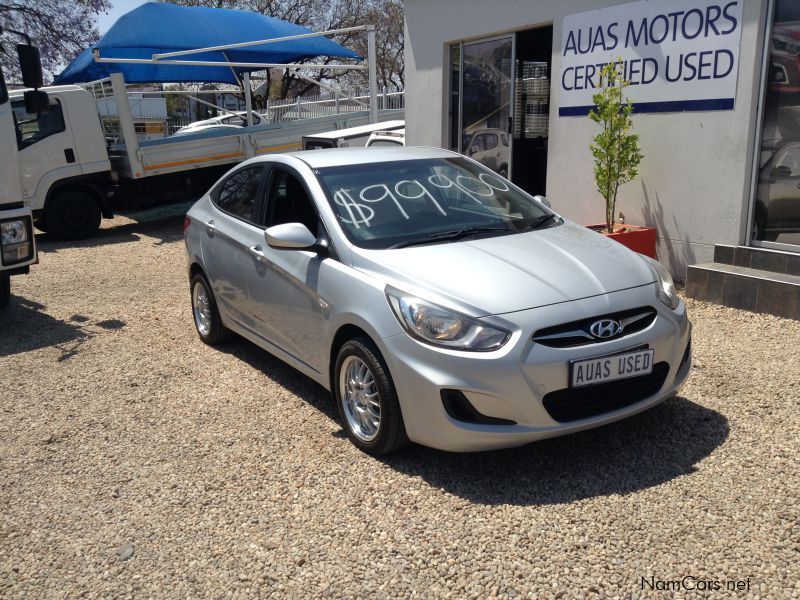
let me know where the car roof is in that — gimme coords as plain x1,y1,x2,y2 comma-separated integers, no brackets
285,146,459,168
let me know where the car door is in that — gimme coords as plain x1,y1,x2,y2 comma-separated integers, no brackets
200,165,269,331
247,166,328,372
12,96,83,201
482,132,500,171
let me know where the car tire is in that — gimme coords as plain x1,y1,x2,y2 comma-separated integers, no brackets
334,337,409,455
190,273,231,345
46,190,102,240
0,275,10,310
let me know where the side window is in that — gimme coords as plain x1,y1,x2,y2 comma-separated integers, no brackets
213,166,264,223
266,170,319,236
470,134,485,153
12,98,66,149
485,133,498,150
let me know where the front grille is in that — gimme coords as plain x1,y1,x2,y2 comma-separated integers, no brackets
532,306,657,348
542,362,670,422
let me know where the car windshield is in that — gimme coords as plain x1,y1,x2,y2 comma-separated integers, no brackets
315,157,556,249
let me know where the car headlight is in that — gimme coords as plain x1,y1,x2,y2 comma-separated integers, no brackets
386,287,510,351
1,220,28,245
641,256,680,310
0,219,33,266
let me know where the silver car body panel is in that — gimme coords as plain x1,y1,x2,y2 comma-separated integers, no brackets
185,147,691,452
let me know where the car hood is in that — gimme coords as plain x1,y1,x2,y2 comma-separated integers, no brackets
350,221,656,316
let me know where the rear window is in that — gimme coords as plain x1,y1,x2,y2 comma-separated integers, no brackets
368,139,402,147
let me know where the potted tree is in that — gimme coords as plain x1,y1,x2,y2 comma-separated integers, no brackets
587,60,656,258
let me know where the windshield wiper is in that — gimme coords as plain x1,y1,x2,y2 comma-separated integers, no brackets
389,226,509,249
522,213,558,230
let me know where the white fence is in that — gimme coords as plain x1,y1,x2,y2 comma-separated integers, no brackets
262,87,404,124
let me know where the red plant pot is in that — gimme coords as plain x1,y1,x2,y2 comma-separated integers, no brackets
587,224,657,259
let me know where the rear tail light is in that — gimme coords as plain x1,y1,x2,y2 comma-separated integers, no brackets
183,216,191,234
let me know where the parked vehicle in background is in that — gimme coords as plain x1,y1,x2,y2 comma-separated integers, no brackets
365,128,405,147
302,120,404,150
755,140,800,240
0,42,46,310
184,147,691,455
172,111,265,135
7,82,404,241
770,21,800,96
463,127,510,178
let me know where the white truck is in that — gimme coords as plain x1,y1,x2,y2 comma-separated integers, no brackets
1,40,47,310
9,74,403,240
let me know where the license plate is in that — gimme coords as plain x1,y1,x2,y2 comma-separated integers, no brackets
570,348,654,388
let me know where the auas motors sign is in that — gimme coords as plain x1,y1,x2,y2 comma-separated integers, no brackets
559,0,744,115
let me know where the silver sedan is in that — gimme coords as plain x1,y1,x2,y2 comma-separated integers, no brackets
184,147,691,455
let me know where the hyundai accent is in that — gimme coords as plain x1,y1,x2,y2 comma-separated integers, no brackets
184,147,691,455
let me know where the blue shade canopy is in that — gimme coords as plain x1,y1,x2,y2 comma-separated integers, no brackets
54,2,361,85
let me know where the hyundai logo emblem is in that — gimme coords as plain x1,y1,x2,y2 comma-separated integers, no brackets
589,318,622,339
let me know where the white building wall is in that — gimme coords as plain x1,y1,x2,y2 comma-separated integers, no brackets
404,0,769,278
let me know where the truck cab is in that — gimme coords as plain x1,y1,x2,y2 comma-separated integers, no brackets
0,63,38,309
9,85,112,239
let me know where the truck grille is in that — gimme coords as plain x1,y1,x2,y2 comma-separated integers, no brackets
542,362,670,422
532,307,657,348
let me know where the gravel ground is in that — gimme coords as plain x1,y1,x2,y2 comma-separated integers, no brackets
1,215,798,599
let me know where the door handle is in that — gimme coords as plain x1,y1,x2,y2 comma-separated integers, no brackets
205,219,215,235
249,245,266,262
64,148,76,163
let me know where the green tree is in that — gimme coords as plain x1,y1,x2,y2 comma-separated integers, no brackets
588,60,643,233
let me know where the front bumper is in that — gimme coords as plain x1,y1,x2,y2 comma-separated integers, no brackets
379,284,691,452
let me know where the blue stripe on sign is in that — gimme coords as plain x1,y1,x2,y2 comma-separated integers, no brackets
559,98,735,116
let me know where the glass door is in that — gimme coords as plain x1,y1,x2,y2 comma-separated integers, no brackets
751,0,800,249
460,36,513,179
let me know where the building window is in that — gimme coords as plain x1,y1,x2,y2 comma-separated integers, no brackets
448,44,461,151
752,0,800,246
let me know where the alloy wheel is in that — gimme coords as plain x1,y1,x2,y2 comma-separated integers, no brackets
339,355,381,442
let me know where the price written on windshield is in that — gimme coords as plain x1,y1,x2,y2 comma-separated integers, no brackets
332,173,510,228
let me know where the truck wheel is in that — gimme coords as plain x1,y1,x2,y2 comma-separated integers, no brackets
0,275,10,310
46,190,102,240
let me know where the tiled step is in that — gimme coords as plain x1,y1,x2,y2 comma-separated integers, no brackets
686,262,800,320
713,244,800,276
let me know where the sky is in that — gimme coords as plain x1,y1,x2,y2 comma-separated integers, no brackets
98,0,150,35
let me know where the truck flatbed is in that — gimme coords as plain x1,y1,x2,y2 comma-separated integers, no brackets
110,110,404,179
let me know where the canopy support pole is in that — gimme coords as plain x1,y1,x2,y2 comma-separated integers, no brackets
243,72,254,127
367,24,378,124
110,72,144,178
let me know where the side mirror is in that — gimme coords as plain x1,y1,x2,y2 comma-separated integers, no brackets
533,195,551,209
24,90,49,114
265,222,317,250
17,44,44,89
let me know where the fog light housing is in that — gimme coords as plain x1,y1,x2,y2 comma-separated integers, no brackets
1,217,34,266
